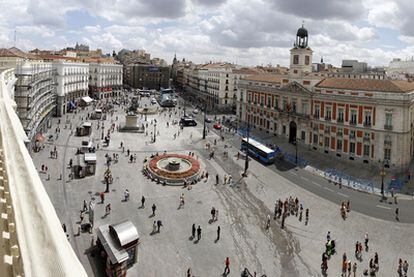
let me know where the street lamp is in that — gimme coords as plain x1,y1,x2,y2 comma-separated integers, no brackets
294,138,299,165
380,160,386,199
203,101,207,139
242,119,250,177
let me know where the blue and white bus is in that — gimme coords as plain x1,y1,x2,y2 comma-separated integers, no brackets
241,137,275,164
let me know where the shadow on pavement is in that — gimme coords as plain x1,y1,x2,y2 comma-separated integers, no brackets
273,159,297,171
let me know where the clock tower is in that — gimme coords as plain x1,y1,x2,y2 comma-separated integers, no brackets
289,25,313,77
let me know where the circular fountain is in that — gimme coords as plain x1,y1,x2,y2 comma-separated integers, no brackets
145,154,201,185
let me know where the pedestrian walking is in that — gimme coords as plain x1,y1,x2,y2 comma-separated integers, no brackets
327,231,331,241
192,223,196,239
216,226,221,241
223,257,230,275
124,189,129,201
216,174,219,185
197,225,201,241
215,209,219,221
266,214,271,229
83,200,88,211
403,260,409,276
141,196,145,208
105,203,111,216
152,204,156,216
100,192,105,203
157,220,163,232
395,207,399,221
211,207,216,221
364,233,369,250
152,221,157,233
352,262,357,276
187,268,192,277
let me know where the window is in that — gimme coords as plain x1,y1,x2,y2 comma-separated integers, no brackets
267,96,271,107
314,105,320,118
384,148,391,160
364,111,372,126
337,139,342,151
301,131,306,140
292,100,297,112
274,98,279,109
282,125,286,134
363,145,370,156
302,103,308,115
337,127,343,136
313,134,318,144
282,98,288,111
293,55,299,65
305,55,310,65
325,107,332,120
350,110,357,124
349,142,355,154
385,113,392,129
337,108,344,122
324,137,330,148
349,130,356,139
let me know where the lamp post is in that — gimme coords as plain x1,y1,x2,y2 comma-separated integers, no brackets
243,120,250,177
203,101,207,139
380,161,386,199
295,138,298,165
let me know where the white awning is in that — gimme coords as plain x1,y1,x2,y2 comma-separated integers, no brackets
84,153,96,163
82,96,94,103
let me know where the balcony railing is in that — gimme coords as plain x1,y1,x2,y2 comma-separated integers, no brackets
364,121,372,127
337,117,344,123
0,69,87,276
349,120,357,125
384,124,393,130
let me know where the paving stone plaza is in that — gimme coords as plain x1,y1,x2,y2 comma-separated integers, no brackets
31,96,413,277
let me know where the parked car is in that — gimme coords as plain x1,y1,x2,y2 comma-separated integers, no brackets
192,109,199,114
205,117,212,123
213,123,222,130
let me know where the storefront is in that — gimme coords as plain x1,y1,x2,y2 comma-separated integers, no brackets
96,221,139,277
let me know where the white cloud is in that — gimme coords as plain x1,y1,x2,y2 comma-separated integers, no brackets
0,0,413,67
84,25,101,33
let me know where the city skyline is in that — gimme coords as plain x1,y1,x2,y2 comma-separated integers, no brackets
2,0,414,67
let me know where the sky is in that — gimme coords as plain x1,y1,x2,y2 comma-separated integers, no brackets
1,0,414,67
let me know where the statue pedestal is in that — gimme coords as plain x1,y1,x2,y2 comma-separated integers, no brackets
125,115,138,128
120,114,144,133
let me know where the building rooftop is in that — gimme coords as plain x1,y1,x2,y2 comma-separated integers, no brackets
233,67,265,75
316,77,414,93
243,74,283,83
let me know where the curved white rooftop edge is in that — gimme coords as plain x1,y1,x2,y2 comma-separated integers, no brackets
0,68,87,276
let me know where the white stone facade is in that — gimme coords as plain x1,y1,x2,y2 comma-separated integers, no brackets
89,62,123,100
14,60,56,142
53,61,89,116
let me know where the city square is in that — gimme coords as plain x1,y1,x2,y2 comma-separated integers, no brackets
31,95,413,276
1,1,414,276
